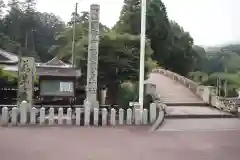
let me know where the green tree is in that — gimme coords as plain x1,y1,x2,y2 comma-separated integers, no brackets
113,0,141,35
56,30,155,104
68,11,89,26
21,0,37,49
1,0,65,62
114,0,196,75
165,21,196,75
0,0,5,18
33,12,65,61
52,13,108,59
4,0,24,43
146,0,174,65
0,0,6,41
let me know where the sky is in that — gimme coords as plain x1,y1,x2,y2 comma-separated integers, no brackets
3,0,240,46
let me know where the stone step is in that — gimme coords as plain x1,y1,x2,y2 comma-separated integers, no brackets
165,106,236,118
157,118,240,131
165,103,208,106
159,98,204,103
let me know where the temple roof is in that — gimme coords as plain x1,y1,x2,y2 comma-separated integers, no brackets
0,50,81,77
37,67,81,77
39,57,72,68
0,48,40,64
0,49,18,64
44,57,67,66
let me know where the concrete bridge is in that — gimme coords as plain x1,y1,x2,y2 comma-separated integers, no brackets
147,68,239,118
145,68,240,135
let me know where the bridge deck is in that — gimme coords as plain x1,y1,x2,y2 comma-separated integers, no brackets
146,72,236,117
147,73,204,104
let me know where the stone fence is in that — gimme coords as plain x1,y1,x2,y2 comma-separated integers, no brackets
1,103,162,127
152,68,238,114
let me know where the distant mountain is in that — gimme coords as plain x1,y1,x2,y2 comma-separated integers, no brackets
205,46,221,52
221,44,240,55
200,43,240,55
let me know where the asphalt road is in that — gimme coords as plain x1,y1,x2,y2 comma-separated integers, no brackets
0,125,240,160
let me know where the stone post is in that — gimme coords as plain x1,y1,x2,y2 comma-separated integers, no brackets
20,100,28,125
126,108,132,125
101,108,107,126
17,57,35,110
150,103,157,123
85,4,100,110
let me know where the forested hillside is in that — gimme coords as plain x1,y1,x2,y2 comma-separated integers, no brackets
190,44,240,97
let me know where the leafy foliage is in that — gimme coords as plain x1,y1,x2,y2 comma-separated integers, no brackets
114,0,196,76
0,68,18,83
0,0,65,62
56,28,155,103
191,43,240,97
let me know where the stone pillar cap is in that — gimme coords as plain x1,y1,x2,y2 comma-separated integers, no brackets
21,100,27,104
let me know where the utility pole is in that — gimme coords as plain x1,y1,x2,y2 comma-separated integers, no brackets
25,31,28,48
216,78,220,96
138,0,146,111
71,2,78,68
224,67,228,97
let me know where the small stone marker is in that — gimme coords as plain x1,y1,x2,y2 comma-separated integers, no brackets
67,108,72,125
75,108,81,125
110,108,116,126
48,108,54,125
11,107,18,125
101,108,107,126
39,107,45,125
94,108,99,126
135,109,141,125
84,102,90,126
126,108,132,125
30,107,37,125
58,108,64,125
143,109,148,125
20,101,28,125
150,103,157,123
119,108,124,125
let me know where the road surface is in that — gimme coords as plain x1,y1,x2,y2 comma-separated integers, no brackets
1,125,240,160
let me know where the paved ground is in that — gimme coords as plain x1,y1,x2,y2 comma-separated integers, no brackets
1,125,240,160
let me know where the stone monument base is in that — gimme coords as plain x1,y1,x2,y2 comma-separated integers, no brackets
84,99,99,110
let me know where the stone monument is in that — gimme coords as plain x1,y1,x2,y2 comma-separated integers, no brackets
85,4,100,109
17,57,35,111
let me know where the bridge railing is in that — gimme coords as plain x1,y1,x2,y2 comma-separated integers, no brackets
152,68,238,114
